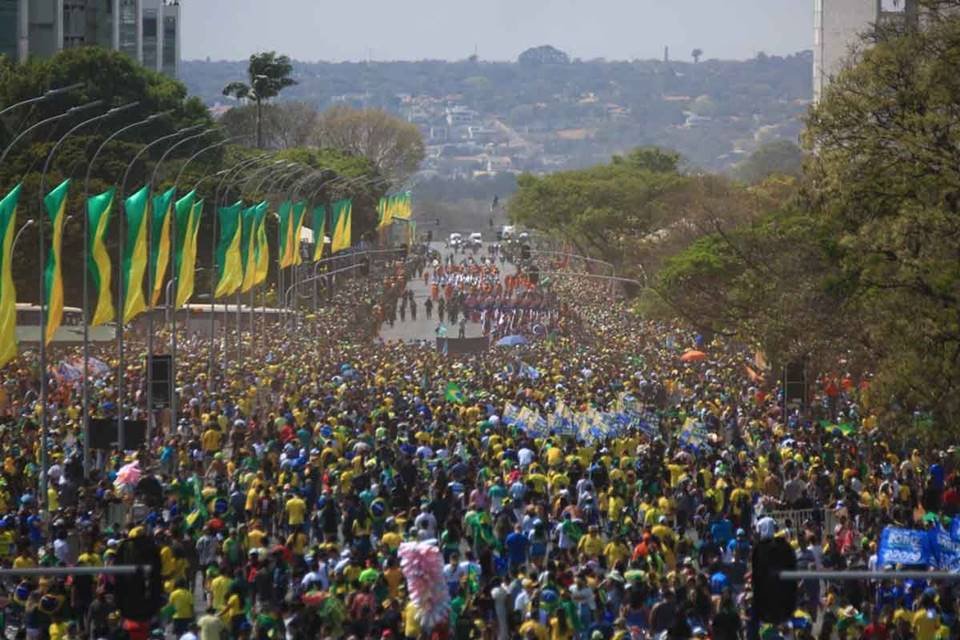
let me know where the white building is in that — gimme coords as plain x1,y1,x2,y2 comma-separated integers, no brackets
813,0,917,102
0,0,181,78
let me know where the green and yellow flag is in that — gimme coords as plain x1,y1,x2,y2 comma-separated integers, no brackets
291,201,306,266
312,205,326,262
214,202,243,298
331,199,352,254
253,203,269,285
87,188,115,326
377,197,390,229
172,190,196,308
277,200,293,268
149,187,175,307
239,206,258,293
0,185,20,367
122,186,150,323
43,179,69,346
176,199,202,308
394,192,413,220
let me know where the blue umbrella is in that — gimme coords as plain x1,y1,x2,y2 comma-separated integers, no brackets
496,335,528,346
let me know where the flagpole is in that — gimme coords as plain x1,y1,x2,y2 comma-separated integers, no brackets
38,102,139,513
166,135,249,436
209,156,273,379
144,128,217,446
0,101,101,499
118,123,204,453
80,107,161,478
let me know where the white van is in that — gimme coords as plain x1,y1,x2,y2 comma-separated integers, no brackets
448,232,463,247
469,232,483,247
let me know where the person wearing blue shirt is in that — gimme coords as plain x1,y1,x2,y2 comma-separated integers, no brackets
710,514,734,549
504,524,529,570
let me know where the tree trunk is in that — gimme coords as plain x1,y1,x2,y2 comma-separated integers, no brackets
256,98,263,149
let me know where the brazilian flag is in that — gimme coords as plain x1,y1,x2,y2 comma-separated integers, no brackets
445,381,465,404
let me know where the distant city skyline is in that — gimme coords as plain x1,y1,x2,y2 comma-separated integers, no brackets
182,0,812,62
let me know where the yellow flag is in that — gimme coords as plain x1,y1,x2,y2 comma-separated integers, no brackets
43,179,69,346
0,185,20,367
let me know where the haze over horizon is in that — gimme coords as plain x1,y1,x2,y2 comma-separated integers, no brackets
182,0,812,63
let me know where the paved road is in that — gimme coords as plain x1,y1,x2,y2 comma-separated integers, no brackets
378,245,515,343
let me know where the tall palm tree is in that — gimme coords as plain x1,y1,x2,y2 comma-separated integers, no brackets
223,51,297,149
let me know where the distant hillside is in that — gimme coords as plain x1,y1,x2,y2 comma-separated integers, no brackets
182,49,812,173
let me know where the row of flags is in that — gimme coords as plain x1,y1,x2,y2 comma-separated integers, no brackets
501,393,665,444
376,191,412,229
0,180,358,370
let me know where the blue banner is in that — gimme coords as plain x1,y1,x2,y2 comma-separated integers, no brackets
932,527,960,572
877,527,933,567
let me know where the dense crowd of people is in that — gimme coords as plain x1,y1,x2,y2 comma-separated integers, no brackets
0,245,954,640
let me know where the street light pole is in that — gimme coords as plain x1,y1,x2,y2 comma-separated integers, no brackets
208,155,273,379
165,135,250,436
0,82,84,120
116,122,204,451
37,101,138,513
78,107,166,477
142,127,218,446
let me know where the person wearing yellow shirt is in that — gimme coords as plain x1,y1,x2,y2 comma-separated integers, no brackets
607,493,624,524
403,601,421,638
578,525,605,559
286,527,309,557
168,579,194,636
603,536,631,568
381,526,403,553
546,446,563,467
209,572,232,612
383,557,404,598
284,492,306,529
200,425,222,454
519,614,549,640
48,618,70,640
913,607,941,640
247,526,266,552
13,550,36,569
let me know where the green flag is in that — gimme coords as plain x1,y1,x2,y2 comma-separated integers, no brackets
214,202,243,298
43,179,70,346
445,381,465,404
0,185,20,367
176,200,202,309
149,187,175,307
87,188,116,326
253,202,269,285
122,186,150,323
312,205,326,262
277,200,293,268
239,206,258,293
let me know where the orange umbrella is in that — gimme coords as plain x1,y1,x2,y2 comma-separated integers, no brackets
680,350,707,363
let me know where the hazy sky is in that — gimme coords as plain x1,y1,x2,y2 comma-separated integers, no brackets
181,0,812,63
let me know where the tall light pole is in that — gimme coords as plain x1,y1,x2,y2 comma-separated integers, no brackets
37,101,138,512
207,154,273,378
79,107,167,477
0,83,84,120
165,134,251,433
142,127,218,444
0,100,103,174
116,123,204,451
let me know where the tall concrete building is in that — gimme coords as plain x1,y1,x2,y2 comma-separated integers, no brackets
0,0,181,78
813,0,919,102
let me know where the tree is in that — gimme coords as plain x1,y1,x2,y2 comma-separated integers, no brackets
692,48,704,64
802,11,960,434
220,101,318,150
0,46,214,303
313,106,425,182
517,45,570,65
222,51,297,149
731,140,804,184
